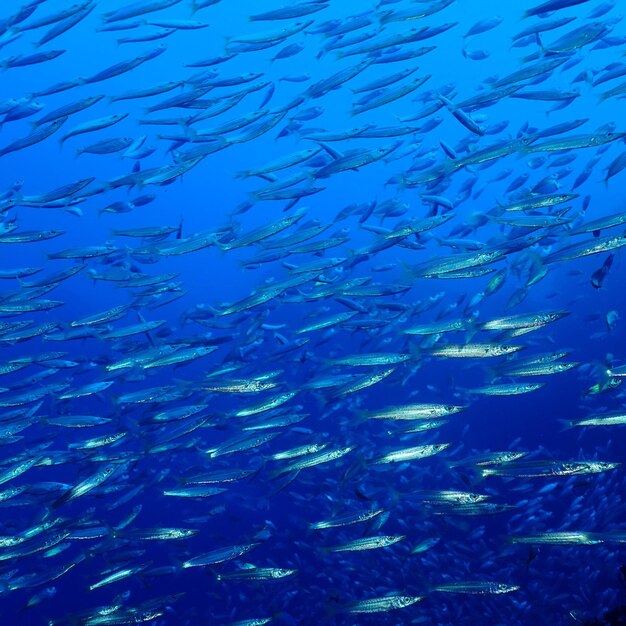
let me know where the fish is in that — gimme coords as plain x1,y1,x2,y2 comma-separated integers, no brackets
82,45,166,84
510,531,603,545
480,460,619,478
372,443,450,464
60,114,129,145
470,383,545,396
76,137,134,156
216,567,297,581
162,485,226,498
563,413,626,428
545,233,626,263
351,76,431,115
0,117,67,157
344,595,424,613
361,403,464,420
182,543,260,568
89,564,150,591
328,353,411,367
53,462,129,508
430,344,523,358
309,508,385,530
0,1,624,624
272,445,355,476
480,311,568,334
102,0,183,23
433,582,520,594
328,535,404,552
35,3,95,47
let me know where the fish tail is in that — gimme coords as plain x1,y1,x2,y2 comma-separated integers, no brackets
267,464,289,481
464,318,480,343
406,341,422,362
51,489,72,510
480,468,495,479
534,33,549,61
283,197,300,212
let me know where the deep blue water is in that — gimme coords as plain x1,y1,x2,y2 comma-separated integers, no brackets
0,0,625,624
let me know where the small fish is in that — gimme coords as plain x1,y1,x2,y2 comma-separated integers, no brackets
162,485,226,498
564,413,626,428
510,531,602,545
470,383,544,396
272,445,355,476
344,595,424,614
216,567,297,581
411,538,441,554
89,564,149,591
182,543,259,568
362,403,464,420
433,581,519,594
116,528,198,541
309,508,385,530
53,462,128,508
481,460,619,478
60,114,129,145
430,344,523,358
0,117,67,157
329,535,404,552
250,4,329,21
372,443,450,464
102,0,183,23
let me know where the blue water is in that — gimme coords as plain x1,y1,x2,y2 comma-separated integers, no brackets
0,0,625,624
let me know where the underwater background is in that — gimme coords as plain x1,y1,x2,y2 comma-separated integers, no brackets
0,0,625,624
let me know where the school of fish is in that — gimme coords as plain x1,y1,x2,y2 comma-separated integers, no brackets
0,0,625,624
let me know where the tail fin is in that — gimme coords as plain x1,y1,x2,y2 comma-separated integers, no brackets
558,419,573,432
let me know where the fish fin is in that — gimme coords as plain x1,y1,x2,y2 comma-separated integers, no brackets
317,141,343,160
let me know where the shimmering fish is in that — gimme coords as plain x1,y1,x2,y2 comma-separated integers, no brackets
344,595,424,614
433,581,519,594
